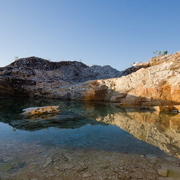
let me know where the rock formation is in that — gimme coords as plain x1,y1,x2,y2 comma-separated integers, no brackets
0,56,122,97
22,106,60,116
1,51,180,106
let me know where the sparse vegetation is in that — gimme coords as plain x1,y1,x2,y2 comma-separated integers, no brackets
153,50,168,58
149,50,168,66
131,50,170,69
163,51,168,55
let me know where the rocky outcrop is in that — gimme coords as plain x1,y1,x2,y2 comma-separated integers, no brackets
22,106,60,115
0,56,122,82
0,56,122,97
41,51,180,106
1,51,180,106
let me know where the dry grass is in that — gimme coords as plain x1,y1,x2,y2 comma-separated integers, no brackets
141,57,163,67
127,51,180,74
133,56,169,68
141,52,180,68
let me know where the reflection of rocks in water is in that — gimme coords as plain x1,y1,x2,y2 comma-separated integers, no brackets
0,98,107,129
9,112,108,131
0,98,108,131
95,106,180,158
0,98,180,158
1,98,180,179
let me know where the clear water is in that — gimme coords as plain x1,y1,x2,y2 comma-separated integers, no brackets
0,98,180,179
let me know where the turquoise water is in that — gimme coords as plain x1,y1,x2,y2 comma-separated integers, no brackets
0,98,180,156
0,98,160,154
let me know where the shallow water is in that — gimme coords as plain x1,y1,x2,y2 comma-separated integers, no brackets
0,98,180,179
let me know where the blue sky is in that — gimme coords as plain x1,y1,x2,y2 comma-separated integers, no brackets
0,0,180,71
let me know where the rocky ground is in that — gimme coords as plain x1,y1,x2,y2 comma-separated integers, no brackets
0,138,180,180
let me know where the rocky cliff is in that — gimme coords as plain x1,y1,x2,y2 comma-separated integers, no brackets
1,51,180,106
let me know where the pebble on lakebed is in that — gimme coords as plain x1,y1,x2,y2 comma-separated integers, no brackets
21,106,60,116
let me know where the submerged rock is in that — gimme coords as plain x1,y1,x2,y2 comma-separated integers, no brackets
158,167,168,177
43,157,53,168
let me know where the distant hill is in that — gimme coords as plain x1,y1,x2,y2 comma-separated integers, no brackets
0,56,122,83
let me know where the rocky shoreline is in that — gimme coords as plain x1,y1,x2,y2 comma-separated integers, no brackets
1,52,180,109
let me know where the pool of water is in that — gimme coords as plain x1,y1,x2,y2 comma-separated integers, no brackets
0,98,180,179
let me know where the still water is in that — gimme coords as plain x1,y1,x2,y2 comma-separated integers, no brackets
0,98,180,179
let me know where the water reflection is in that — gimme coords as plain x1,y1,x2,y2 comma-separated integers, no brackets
0,98,180,158
96,105,180,159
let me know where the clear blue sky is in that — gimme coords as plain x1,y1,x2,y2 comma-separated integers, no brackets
0,0,180,70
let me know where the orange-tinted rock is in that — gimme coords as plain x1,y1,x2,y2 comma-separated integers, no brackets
22,106,59,116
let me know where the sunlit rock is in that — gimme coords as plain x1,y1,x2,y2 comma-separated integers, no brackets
1,51,180,105
158,167,168,177
22,106,59,116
